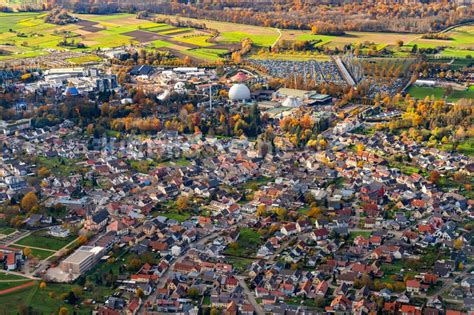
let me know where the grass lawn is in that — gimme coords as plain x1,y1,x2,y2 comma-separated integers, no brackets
438,48,474,58
0,280,33,291
0,227,16,235
36,156,83,177
158,211,191,222
0,282,112,314
388,160,420,175
0,272,30,281
86,249,131,280
224,228,262,257
348,231,372,241
224,256,254,271
156,158,191,167
407,85,474,102
407,86,444,99
12,245,55,260
457,137,474,156
15,230,76,251
241,176,273,191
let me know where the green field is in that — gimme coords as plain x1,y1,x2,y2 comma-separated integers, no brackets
0,280,32,291
0,282,112,314
66,55,102,64
224,228,262,257
0,273,29,281
174,35,213,47
14,230,76,251
407,85,474,102
0,273,32,292
13,245,55,260
219,31,277,47
184,48,228,61
0,227,16,235
36,156,83,177
291,24,474,58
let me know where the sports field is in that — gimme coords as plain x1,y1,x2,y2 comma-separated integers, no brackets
407,85,474,102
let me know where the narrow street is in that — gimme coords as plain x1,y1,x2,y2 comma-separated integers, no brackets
237,276,264,315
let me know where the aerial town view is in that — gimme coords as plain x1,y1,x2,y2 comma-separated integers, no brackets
0,0,473,314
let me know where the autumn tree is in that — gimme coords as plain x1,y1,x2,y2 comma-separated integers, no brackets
176,196,190,211
429,171,440,185
23,247,32,257
453,238,463,250
37,167,51,178
256,204,267,217
21,192,38,212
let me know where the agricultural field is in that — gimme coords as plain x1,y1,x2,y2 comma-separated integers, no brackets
183,48,228,61
0,11,276,62
290,31,419,49
286,24,474,59
1,11,472,63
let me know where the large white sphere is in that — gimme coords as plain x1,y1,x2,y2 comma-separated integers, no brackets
174,82,186,90
229,84,251,101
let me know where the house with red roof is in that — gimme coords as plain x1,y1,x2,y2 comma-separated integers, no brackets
406,279,421,294
400,304,422,315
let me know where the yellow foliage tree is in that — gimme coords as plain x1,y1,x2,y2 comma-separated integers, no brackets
21,192,38,212
23,247,32,257
453,238,463,250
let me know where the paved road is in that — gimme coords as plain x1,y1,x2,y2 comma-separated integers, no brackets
237,276,264,315
427,263,474,298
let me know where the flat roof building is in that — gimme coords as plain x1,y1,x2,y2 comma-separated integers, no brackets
60,246,104,275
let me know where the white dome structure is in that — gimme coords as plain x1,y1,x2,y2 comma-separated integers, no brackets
174,82,187,94
282,96,302,107
229,84,251,102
